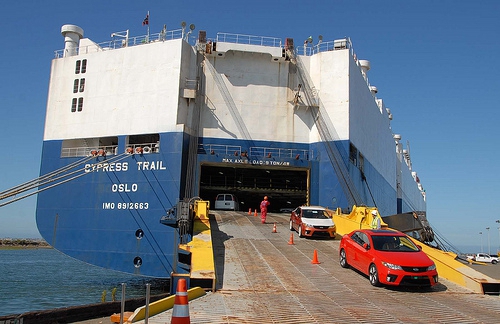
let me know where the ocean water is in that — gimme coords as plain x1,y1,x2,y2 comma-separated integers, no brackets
0,248,169,316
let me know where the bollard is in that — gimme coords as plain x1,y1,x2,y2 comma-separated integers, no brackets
120,283,126,324
145,283,150,324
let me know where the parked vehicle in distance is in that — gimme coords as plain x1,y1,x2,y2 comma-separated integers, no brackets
471,253,499,264
339,229,438,287
289,206,336,238
214,194,240,211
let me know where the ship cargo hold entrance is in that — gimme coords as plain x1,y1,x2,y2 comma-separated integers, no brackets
199,164,309,213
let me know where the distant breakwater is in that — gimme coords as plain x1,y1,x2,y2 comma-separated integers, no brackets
0,238,50,249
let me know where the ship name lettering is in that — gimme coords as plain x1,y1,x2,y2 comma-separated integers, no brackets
85,162,129,173
136,161,167,171
111,183,138,193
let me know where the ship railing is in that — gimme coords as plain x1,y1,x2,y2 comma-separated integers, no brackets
198,144,312,160
249,147,312,160
125,142,160,154
295,38,354,57
216,32,282,48
198,144,242,156
61,145,119,158
54,28,188,58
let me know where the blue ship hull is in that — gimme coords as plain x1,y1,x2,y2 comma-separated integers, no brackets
37,133,421,277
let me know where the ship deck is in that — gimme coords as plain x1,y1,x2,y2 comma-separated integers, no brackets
123,211,500,323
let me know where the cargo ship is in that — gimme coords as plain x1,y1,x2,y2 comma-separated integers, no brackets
32,23,427,277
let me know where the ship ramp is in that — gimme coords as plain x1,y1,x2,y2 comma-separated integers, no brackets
127,211,500,323
331,205,500,295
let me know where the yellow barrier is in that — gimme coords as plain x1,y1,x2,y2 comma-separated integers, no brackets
409,238,500,294
331,205,387,236
126,287,206,323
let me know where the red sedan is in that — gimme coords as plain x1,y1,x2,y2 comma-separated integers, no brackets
339,229,438,287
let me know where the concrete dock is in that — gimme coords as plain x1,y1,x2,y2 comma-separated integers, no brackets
120,211,499,323
77,211,500,323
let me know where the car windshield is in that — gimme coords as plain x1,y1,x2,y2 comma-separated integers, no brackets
301,209,330,219
372,235,419,252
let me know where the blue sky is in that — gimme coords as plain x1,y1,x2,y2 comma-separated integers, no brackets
0,0,499,254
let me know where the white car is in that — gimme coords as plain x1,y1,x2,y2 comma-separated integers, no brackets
473,253,499,264
289,206,336,238
214,194,240,211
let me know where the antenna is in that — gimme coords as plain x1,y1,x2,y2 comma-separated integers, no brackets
184,23,195,41
110,30,129,47
181,21,187,39
160,24,167,41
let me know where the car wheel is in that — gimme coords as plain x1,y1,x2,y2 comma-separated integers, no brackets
339,249,349,268
492,260,498,264
369,264,381,286
298,224,304,238
289,219,294,231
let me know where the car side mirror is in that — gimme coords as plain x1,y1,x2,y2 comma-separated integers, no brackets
363,243,370,250
417,244,422,250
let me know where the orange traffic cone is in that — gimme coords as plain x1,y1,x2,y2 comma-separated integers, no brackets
248,208,251,215
311,249,321,264
171,278,190,324
288,233,295,245
254,209,257,217
272,223,277,233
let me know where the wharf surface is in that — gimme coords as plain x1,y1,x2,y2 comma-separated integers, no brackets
80,211,500,324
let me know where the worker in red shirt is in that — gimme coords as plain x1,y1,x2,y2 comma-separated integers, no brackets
260,196,270,224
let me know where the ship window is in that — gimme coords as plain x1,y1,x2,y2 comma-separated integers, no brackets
79,78,85,92
71,98,77,112
75,59,87,74
349,143,358,166
77,97,84,112
81,59,87,73
73,79,79,93
61,136,119,157
75,60,81,74
126,134,160,153
359,153,365,172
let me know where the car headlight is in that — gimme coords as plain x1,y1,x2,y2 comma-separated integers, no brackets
427,263,436,271
382,261,403,270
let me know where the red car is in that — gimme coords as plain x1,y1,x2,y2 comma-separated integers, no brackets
289,206,336,238
339,229,438,287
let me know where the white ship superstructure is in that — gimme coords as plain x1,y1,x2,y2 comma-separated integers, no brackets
35,24,426,277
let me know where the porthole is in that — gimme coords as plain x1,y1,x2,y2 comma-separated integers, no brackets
133,256,143,268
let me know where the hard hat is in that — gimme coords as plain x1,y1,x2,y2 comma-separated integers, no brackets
371,210,377,216
264,196,268,200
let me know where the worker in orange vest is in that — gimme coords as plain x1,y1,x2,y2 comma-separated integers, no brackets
260,196,270,224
